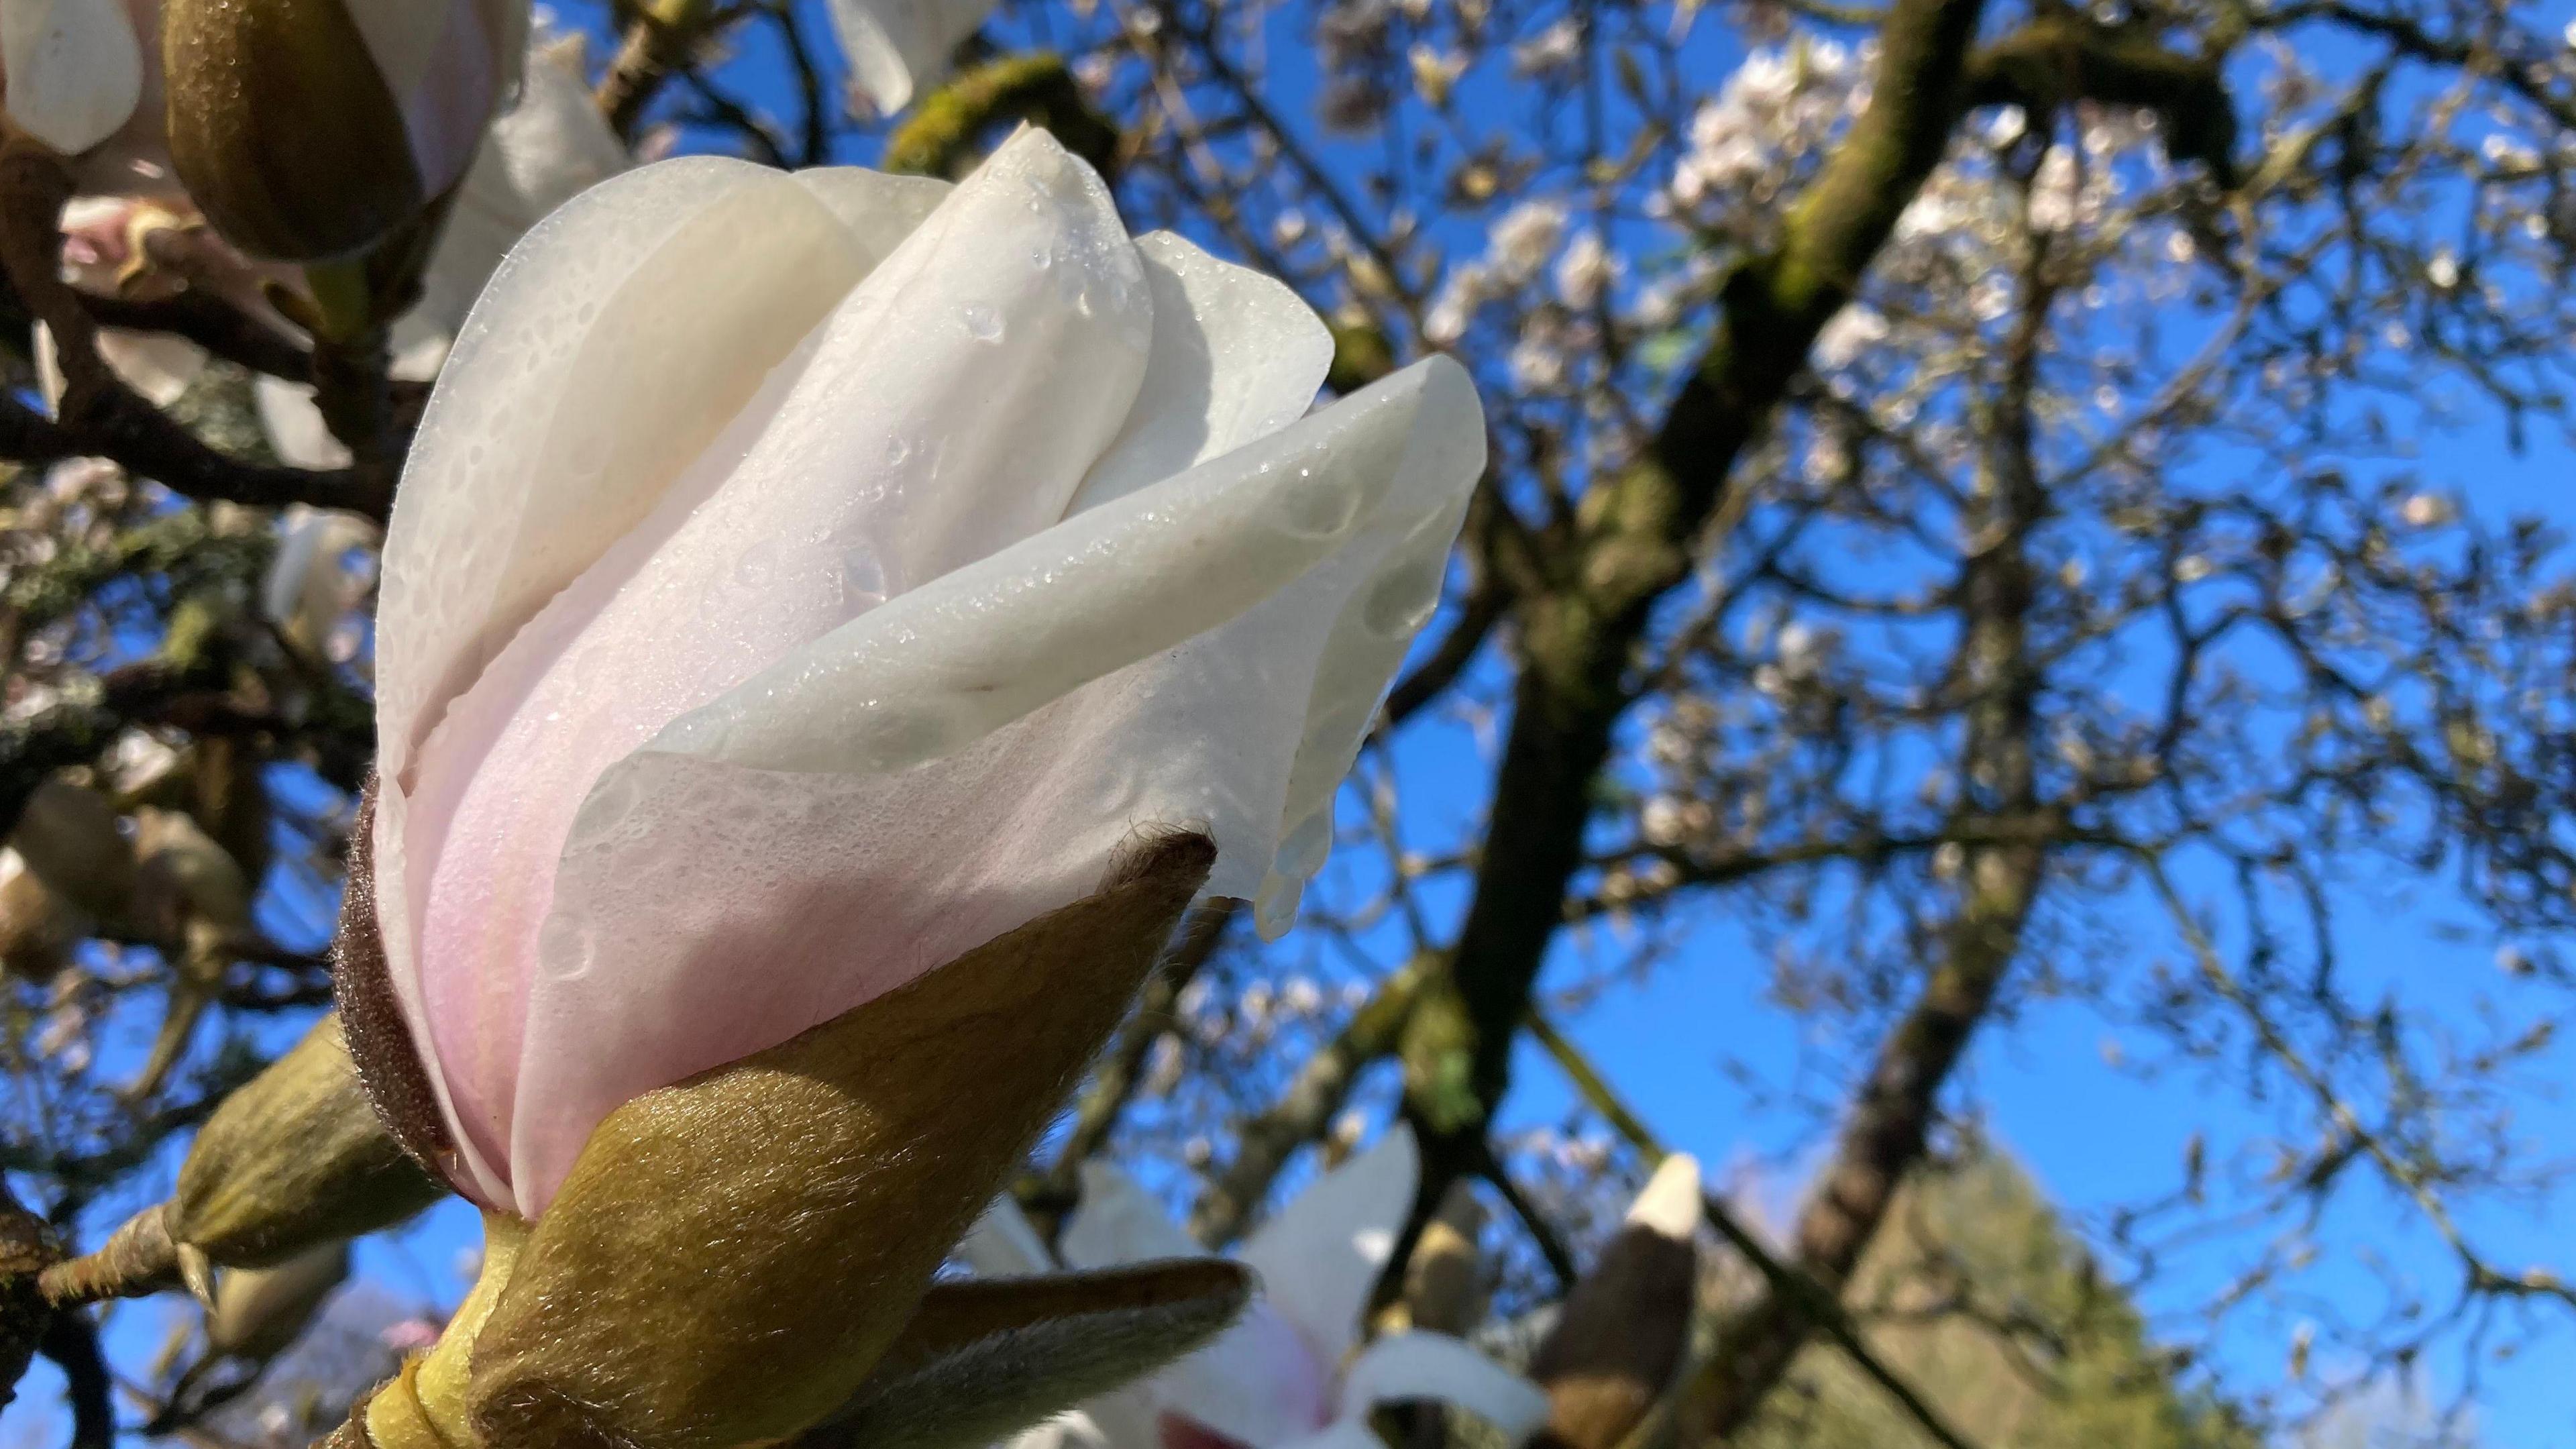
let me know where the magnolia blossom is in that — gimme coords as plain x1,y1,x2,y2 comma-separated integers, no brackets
962,1128,1548,1449
827,0,1000,115
371,128,1483,1217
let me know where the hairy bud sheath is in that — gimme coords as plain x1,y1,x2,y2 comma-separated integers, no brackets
354,832,1214,1449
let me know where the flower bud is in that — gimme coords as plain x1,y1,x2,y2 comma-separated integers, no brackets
1527,1155,1703,1449
9,777,134,926
431,831,1213,1449
172,1013,446,1263
40,1014,445,1305
1394,1181,1488,1337
161,0,529,260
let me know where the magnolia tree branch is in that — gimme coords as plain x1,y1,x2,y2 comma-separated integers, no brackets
1960,15,2237,181
1385,0,1996,1309
1675,176,2059,1442
885,54,1122,180
596,0,730,140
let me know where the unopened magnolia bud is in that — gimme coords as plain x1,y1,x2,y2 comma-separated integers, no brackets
1396,1181,1489,1337
455,830,1214,1449
171,1013,445,1263
40,1014,443,1305
1528,1155,1703,1449
11,777,134,926
162,0,528,260
0,848,79,984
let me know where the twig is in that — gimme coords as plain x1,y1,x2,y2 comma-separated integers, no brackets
40,1309,117,1449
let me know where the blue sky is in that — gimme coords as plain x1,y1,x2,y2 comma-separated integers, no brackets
12,3,2576,1444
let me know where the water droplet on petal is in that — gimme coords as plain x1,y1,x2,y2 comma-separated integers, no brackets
962,303,1004,342
884,435,912,466
735,539,782,586
842,549,888,608
1275,464,1363,539
1277,810,1333,879
1254,875,1303,938
1362,553,1446,636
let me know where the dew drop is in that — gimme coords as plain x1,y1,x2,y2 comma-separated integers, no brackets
538,914,597,979
735,539,782,586
1274,464,1362,539
1253,876,1303,938
841,549,889,607
962,303,1004,342
1277,810,1333,879
1362,554,1445,636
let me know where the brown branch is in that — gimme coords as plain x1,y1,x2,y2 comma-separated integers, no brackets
1676,158,2060,1444
40,1309,116,1448
1961,16,2238,182
596,0,729,142
79,289,313,383
1385,0,1997,1318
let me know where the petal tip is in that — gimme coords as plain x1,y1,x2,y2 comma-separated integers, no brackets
1625,1154,1703,1241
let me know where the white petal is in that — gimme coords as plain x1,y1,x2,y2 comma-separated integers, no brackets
377,156,886,786
414,32,633,338
1009,1408,1116,1449
427,131,1152,1212
96,330,207,409
1069,231,1333,515
1148,1299,1337,1448
957,1195,1056,1277
263,506,382,654
1,0,141,154
374,157,941,1205
1625,1153,1703,1240
826,0,998,113
20,321,204,413
1271,1418,1391,1449
1060,1163,1208,1269
1334,1332,1549,1440
492,356,1476,1204
256,378,350,471
1240,1124,1417,1362
649,356,1479,808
